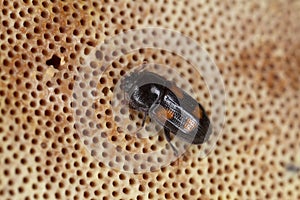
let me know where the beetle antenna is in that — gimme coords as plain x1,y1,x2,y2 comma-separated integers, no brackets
140,60,148,71
121,92,128,105
120,77,127,105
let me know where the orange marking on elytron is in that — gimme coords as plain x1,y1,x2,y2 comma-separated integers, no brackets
170,84,184,99
156,107,174,122
166,109,174,119
184,118,197,132
192,105,202,119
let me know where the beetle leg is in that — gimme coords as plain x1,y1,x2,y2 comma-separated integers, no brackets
135,111,148,129
164,128,178,156
141,112,148,127
133,112,148,138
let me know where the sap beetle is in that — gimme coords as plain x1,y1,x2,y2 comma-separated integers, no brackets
120,69,212,156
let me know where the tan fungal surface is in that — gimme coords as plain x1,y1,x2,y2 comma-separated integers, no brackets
0,0,300,199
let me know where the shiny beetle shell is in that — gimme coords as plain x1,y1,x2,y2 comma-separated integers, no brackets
121,70,212,155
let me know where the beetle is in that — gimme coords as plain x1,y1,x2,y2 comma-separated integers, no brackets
120,70,212,156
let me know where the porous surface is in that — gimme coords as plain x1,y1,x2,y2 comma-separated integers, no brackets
0,0,300,199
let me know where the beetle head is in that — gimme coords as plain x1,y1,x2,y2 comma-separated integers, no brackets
120,62,148,93
120,71,139,94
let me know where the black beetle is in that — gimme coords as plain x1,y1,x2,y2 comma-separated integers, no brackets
120,70,212,156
